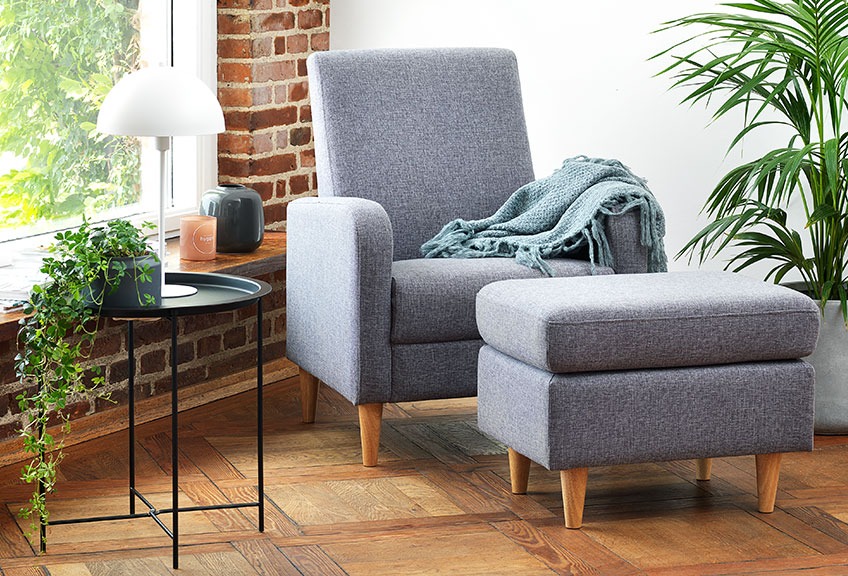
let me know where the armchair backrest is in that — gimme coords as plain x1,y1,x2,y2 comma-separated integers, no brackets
307,48,535,260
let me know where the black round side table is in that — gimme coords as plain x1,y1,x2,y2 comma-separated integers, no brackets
40,272,272,569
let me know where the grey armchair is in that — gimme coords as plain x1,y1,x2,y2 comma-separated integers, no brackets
286,48,649,466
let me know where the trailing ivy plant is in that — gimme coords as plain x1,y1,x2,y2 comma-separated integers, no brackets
14,218,157,540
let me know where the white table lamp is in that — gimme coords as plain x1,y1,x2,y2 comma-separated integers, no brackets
97,66,225,298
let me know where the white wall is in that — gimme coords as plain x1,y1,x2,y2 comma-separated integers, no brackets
330,0,787,274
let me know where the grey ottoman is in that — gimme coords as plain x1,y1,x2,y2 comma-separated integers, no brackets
476,271,820,528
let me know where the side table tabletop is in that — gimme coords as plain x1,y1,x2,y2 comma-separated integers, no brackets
39,272,272,569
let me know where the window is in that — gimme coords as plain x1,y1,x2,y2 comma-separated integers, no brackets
0,0,217,247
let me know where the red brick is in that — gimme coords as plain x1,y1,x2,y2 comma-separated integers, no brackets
219,157,251,178
254,0,273,8
197,334,222,357
218,13,250,35
140,350,166,375
299,104,311,122
288,0,309,6
252,181,274,201
297,9,323,29
264,341,285,361
290,126,311,146
218,86,252,108
312,172,319,188
252,36,274,59
252,85,273,106
177,342,195,364
255,12,295,32
275,129,289,149
109,359,130,383
287,81,309,102
250,106,298,130
134,321,170,346
224,110,251,131
219,133,252,155
301,147,315,167
311,32,329,51
219,62,252,84
252,132,273,155
274,180,287,199
289,174,310,195
252,153,297,176
224,326,247,349
287,34,308,54
297,58,308,77
253,60,294,83
264,202,286,225
218,37,252,59
274,36,286,55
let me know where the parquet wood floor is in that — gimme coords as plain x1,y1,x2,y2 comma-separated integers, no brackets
1,372,848,575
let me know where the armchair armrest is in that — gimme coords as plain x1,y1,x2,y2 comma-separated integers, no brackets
604,207,650,274
286,197,394,404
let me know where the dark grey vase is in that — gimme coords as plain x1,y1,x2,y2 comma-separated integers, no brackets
200,184,265,253
88,255,162,308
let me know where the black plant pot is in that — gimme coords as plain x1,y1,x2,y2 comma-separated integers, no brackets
88,255,162,308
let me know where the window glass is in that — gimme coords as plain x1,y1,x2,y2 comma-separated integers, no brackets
0,0,144,243
0,0,214,246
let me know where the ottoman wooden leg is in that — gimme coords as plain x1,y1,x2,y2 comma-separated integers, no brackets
508,448,531,494
696,458,712,481
755,453,783,513
561,468,588,529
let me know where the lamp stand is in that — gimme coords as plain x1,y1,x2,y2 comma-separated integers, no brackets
155,136,197,298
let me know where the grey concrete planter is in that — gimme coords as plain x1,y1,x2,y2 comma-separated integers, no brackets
806,299,848,434
88,255,161,308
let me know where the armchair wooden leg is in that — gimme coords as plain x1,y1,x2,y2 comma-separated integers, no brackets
561,468,588,529
299,369,320,424
696,458,712,481
358,403,383,467
508,448,531,494
755,453,782,513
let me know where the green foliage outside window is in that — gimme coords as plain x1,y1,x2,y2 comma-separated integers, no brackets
0,0,141,232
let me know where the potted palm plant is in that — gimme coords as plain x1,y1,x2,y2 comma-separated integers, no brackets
654,0,848,431
14,218,159,541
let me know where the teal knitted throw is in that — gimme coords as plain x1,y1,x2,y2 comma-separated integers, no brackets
420,156,667,275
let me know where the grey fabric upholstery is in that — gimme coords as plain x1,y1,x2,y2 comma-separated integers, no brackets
287,47,658,409
477,346,815,470
477,271,820,373
391,257,613,344
285,197,393,404
308,47,535,261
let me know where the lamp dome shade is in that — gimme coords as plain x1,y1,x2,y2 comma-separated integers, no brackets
97,66,225,137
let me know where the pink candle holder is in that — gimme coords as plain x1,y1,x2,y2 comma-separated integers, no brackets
180,215,217,261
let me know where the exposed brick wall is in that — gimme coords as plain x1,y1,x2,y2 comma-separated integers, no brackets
0,270,286,442
217,0,329,230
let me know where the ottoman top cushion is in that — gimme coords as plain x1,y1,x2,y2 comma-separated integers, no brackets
476,271,820,373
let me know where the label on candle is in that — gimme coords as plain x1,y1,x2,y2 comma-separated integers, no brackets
180,215,217,261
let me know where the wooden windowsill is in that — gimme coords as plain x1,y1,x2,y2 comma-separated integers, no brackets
0,231,286,340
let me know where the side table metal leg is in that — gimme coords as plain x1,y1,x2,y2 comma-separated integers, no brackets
170,313,179,570
257,298,264,532
128,320,135,515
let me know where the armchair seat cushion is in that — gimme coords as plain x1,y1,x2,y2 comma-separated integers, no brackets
390,257,613,344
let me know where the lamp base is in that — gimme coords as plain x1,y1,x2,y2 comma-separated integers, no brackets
162,283,198,298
